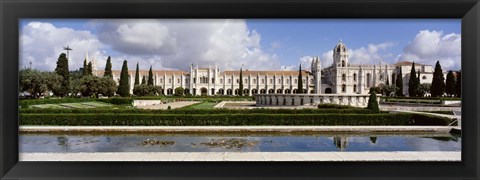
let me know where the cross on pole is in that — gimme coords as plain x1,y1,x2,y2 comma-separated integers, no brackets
63,45,73,59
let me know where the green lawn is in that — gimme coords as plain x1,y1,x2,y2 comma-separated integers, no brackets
31,101,115,109
179,101,218,110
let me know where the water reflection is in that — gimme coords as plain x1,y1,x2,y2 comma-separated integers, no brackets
19,132,461,153
333,136,348,151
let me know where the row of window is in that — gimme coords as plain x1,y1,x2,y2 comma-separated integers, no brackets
341,84,358,93
155,77,313,85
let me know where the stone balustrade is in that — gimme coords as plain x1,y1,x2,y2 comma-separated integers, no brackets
133,100,162,107
255,94,380,107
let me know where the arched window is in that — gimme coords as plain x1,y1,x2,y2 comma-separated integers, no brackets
366,73,371,87
342,84,346,93
422,76,427,80
342,60,345,67
353,73,357,81
342,74,346,81
353,84,357,93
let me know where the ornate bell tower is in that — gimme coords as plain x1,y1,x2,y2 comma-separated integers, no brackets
333,40,349,68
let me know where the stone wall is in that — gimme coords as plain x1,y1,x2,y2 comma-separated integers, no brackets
255,94,379,107
133,100,162,107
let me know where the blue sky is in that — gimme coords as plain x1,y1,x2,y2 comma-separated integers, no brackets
19,19,461,72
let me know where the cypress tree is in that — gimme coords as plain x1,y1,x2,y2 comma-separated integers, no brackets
239,66,243,96
87,62,93,76
54,53,70,97
134,62,140,86
367,90,380,113
297,64,303,94
395,67,403,96
117,60,130,97
445,71,456,96
408,62,419,97
455,71,461,97
430,61,445,97
141,76,146,85
417,70,421,82
104,56,113,79
148,65,154,86
83,59,88,77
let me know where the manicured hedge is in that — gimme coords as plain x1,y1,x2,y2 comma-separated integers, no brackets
20,108,378,114
317,104,359,109
96,98,133,105
19,113,452,126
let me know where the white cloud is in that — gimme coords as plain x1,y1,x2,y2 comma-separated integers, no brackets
20,22,105,71
21,20,281,72
319,42,394,68
280,56,316,71
93,19,280,71
397,30,461,70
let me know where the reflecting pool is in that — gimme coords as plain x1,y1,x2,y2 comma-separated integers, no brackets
19,132,461,152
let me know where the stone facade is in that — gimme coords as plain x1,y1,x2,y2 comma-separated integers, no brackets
88,41,440,96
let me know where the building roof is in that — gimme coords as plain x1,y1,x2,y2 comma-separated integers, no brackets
394,61,426,66
95,70,189,76
221,70,311,76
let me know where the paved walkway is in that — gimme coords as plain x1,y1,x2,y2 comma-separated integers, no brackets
380,104,460,111
19,126,453,133
391,110,457,119
136,101,200,110
19,151,461,161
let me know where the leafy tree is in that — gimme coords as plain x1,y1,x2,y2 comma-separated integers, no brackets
79,76,101,97
430,61,445,97
148,65,154,86
367,90,380,113
408,62,420,97
133,84,161,96
82,59,88,77
455,71,461,97
239,66,243,96
383,85,398,97
117,60,130,97
70,78,82,97
54,53,70,97
99,77,117,97
87,62,93,76
445,71,456,96
104,56,113,79
174,87,185,96
297,64,303,94
134,62,140,86
417,83,431,97
141,76,146,85
395,67,403,96
19,69,62,98
45,72,63,96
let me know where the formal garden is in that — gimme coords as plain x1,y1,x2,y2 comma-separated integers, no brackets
18,53,458,127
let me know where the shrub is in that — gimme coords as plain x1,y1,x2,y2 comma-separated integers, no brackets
19,113,452,126
20,107,378,114
367,92,380,113
317,104,358,109
96,98,133,105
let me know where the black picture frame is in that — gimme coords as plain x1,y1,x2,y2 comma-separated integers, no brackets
1,0,479,179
